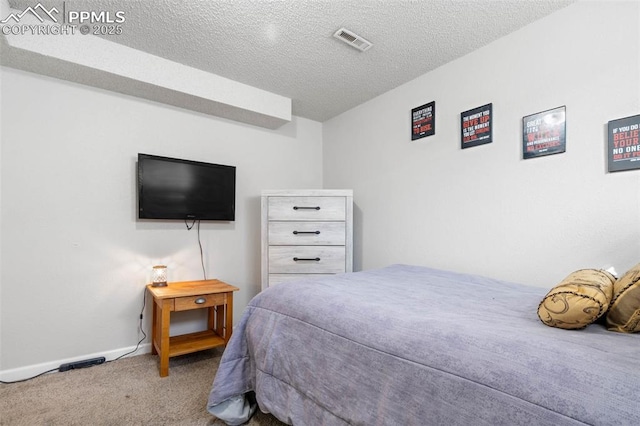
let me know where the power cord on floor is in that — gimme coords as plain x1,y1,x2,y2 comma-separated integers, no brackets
1,291,148,384
0,367,59,385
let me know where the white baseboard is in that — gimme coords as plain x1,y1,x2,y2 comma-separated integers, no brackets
0,343,152,383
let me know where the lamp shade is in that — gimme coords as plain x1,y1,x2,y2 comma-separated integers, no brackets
152,265,168,287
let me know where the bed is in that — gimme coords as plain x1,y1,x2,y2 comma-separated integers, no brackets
207,264,640,425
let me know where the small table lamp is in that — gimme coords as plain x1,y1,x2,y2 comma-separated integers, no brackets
152,265,168,287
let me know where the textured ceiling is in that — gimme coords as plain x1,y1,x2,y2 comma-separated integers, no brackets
3,0,575,122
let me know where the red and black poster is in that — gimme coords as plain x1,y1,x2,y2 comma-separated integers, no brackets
608,114,640,172
411,101,435,140
522,106,566,159
461,103,492,149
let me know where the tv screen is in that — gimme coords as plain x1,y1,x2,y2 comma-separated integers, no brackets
137,154,236,221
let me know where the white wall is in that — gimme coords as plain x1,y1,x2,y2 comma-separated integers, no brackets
323,1,640,287
0,67,323,376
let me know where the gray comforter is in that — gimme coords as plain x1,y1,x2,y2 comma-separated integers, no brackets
208,264,640,425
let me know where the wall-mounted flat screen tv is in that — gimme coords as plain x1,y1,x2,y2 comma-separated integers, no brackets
137,153,236,221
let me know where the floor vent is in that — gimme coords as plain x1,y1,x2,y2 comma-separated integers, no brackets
333,28,373,52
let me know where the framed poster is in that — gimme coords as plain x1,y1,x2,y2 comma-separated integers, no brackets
522,106,566,159
608,114,640,172
411,101,435,140
461,103,492,149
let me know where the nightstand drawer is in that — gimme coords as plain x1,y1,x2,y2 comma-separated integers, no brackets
268,221,346,245
268,196,346,221
174,293,226,312
269,246,346,273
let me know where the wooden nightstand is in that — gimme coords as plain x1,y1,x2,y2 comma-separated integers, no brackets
146,279,239,377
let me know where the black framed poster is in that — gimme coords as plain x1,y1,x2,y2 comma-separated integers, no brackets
522,106,566,159
608,114,640,172
461,103,492,149
411,101,435,140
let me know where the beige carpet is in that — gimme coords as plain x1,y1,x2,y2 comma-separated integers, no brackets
0,349,286,426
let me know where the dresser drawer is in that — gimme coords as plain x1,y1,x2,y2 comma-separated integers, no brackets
268,221,346,245
268,196,346,221
174,293,226,312
269,246,346,274
268,274,335,286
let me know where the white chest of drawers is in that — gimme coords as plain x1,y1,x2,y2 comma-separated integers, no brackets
261,189,353,290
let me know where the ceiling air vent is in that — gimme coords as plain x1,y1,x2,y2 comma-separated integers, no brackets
333,28,373,52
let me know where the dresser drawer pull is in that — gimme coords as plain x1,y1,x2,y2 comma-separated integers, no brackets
194,297,207,304
293,257,321,262
293,206,321,210
293,230,321,235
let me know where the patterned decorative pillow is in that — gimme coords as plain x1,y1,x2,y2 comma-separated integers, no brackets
537,269,616,330
606,262,640,333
